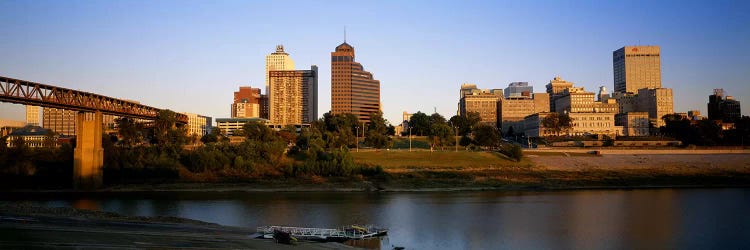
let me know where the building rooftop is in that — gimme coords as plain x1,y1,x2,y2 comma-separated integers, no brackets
8,125,52,136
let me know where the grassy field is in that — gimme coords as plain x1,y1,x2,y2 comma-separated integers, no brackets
390,137,431,149
349,150,750,190
352,150,530,170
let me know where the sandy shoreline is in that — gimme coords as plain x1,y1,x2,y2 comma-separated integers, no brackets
0,202,354,249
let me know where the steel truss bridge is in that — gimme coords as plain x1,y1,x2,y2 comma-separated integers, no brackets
0,75,189,189
0,76,187,124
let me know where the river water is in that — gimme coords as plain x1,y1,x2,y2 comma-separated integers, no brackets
9,188,750,249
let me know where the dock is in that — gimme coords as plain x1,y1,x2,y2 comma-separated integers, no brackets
256,225,387,242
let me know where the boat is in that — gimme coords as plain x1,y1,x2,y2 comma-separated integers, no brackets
256,225,388,242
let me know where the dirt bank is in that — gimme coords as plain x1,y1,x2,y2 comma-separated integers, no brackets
0,202,353,249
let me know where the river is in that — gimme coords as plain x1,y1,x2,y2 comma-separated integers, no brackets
8,188,750,249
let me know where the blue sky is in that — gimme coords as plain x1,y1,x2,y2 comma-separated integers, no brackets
1,0,748,124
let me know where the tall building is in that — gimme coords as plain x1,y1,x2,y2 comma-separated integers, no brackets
268,65,318,125
25,105,40,126
611,45,672,131
545,76,575,112
458,84,504,127
637,88,673,128
43,108,77,136
708,88,741,121
265,45,295,94
707,88,724,120
504,82,533,98
613,46,661,93
260,94,269,119
231,86,261,118
331,42,381,123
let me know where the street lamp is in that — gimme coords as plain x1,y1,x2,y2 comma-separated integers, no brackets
409,127,412,152
355,125,359,152
449,121,458,152
454,125,458,152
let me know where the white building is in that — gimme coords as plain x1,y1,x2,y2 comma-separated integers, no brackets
216,117,270,137
181,112,212,137
265,45,295,94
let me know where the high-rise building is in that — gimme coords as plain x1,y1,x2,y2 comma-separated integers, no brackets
545,76,575,112
637,88,673,128
613,46,661,93
265,45,295,94
43,108,77,136
708,88,741,121
268,65,318,125
331,42,381,123
458,84,504,127
707,89,723,120
504,82,533,98
25,105,40,126
611,45,672,132
260,94,269,119
231,86,261,118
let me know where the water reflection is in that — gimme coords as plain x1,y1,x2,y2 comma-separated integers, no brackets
10,189,750,250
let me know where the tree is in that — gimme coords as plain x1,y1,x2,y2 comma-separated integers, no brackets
449,112,481,136
386,124,396,136
242,121,279,143
296,127,325,151
429,123,453,150
116,117,144,147
278,125,298,145
151,109,177,144
200,127,222,144
465,112,482,130
541,113,572,136
473,125,501,150
429,113,447,125
503,144,523,162
408,112,430,136
365,111,391,149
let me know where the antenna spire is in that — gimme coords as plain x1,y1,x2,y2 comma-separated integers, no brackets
344,26,347,43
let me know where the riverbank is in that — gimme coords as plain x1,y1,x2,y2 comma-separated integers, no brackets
0,202,352,249
3,151,749,193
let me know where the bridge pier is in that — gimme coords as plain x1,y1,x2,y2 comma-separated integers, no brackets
73,111,104,190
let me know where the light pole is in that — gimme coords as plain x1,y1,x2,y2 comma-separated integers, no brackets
409,127,412,152
454,126,458,152
355,125,359,152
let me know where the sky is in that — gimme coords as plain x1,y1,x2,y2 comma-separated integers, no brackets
1,0,748,125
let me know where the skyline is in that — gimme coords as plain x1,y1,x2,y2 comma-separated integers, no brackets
1,0,748,125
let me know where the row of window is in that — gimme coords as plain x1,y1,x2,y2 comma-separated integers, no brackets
331,56,353,62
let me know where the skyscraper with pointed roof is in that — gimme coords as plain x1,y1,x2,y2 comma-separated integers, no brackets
330,41,381,123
